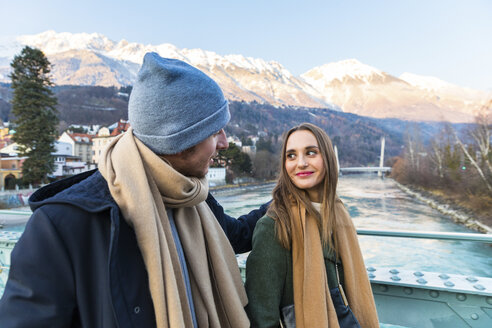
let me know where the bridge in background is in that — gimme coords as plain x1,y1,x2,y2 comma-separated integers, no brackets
336,136,391,176
340,166,391,174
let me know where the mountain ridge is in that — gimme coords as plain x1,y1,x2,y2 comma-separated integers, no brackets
0,31,489,123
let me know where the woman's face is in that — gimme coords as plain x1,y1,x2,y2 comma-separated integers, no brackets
285,130,326,202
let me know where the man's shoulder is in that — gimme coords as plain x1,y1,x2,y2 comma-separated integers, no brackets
26,171,118,237
29,170,115,213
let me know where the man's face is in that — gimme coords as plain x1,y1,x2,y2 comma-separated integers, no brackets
163,129,228,178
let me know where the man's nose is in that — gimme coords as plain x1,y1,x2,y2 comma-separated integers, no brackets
216,129,229,150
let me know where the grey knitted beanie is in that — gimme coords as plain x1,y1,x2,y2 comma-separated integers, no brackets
128,52,230,154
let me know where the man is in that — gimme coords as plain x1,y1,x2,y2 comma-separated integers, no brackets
0,53,268,327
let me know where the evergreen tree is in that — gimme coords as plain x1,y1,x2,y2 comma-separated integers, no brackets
219,142,252,176
10,46,59,185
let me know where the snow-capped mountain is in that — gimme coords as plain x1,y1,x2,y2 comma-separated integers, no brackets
0,31,329,109
399,72,486,102
398,72,488,120
0,31,488,123
301,59,403,106
302,59,389,86
17,31,116,54
302,60,488,122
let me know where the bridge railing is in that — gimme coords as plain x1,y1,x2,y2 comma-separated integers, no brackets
357,228,492,327
339,166,392,173
355,227,492,296
357,228,492,243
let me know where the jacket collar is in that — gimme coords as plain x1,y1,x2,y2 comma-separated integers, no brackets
29,169,116,213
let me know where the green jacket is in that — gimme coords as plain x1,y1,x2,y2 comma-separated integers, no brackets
245,216,344,328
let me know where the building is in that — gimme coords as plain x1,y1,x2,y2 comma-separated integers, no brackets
0,143,26,189
58,132,94,164
0,125,13,150
206,167,226,186
92,120,130,164
0,140,97,185
0,154,24,190
0,133,25,189
241,145,257,157
54,141,72,156
51,141,90,177
52,154,95,177
0,143,20,157
227,136,242,147
92,127,112,164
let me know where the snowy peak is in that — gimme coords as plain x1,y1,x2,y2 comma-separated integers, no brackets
299,60,487,123
13,31,295,79
3,31,322,107
301,59,386,84
400,72,458,92
107,41,183,64
220,54,293,78
299,58,405,107
399,72,488,102
17,30,116,54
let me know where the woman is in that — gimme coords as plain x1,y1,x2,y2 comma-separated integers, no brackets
245,123,379,328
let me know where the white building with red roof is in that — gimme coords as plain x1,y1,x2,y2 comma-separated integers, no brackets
58,131,94,164
92,119,130,164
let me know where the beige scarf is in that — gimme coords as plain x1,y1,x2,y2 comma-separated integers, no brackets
99,129,249,328
290,200,379,328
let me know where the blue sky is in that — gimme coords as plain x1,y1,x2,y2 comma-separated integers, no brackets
1,0,491,91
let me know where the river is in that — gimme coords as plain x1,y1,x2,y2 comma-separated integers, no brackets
2,175,491,277
213,175,492,277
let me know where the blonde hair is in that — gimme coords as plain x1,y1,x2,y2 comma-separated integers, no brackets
269,123,339,252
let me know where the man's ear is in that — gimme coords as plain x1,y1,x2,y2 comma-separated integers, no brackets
158,155,174,165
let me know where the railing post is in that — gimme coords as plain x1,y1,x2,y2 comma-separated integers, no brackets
334,145,340,176
378,137,385,177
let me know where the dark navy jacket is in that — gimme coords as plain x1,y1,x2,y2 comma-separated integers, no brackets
0,170,268,327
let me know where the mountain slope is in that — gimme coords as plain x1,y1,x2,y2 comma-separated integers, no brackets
0,31,489,123
302,59,487,122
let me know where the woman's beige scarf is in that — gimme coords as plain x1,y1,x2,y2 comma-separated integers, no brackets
290,200,379,328
99,129,249,328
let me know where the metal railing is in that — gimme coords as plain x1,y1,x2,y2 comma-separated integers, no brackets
357,228,492,243
340,167,392,173
0,209,32,216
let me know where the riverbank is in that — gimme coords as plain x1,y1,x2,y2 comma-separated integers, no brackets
210,180,275,193
0,189,35,209
0,180,275,210
394,180,492,234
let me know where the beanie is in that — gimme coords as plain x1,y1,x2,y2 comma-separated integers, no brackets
128,52,230,154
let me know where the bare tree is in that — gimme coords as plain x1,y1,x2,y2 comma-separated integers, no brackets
469,100,492,175
404,124,424,172
429,126,456,180
253,150,279,180
429,139,445,179
451,101,492,192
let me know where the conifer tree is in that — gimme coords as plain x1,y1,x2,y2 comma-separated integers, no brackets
219,142,253,176
10,46,59,185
